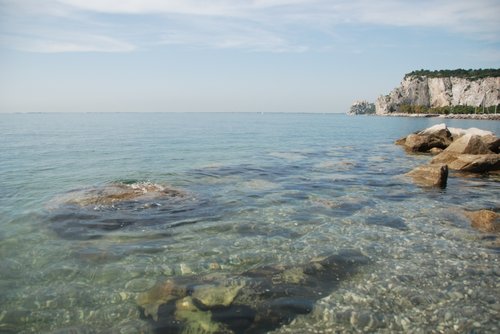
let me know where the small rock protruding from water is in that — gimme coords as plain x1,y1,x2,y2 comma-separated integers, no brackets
406,163,448,188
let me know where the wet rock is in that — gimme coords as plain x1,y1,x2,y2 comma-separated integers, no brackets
464,210,500,233
445,154,500,173
192,281,245,308
43,182,206,240
137,278,188,321
49,182,185,208
125,278,156,292
175,297,222,333
139,250,369,334
365,215,408,231
406,164,448,188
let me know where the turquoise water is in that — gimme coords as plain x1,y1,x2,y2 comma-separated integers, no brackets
0,113,499,333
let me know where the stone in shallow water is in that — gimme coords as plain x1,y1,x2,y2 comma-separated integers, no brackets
43,182,206,240
464,210,500,233
406,163,448,188
192,282,245,308
365,215,408,231
138,249,369,334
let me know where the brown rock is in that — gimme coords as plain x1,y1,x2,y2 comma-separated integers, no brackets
431,151,459,165
404,133,452,153
395,137,407,146
406,164,448,188
444,134,492,155
482,134,500,154
448,154,500,173
429,147,444,155
464,210,500,233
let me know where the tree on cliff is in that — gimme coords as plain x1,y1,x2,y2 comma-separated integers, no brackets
405,69,500,80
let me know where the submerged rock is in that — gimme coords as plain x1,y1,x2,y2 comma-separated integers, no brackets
192,281,245,308
138,249,369,334
48,182,185,208
43,182,206,240
365,215,408,230
406,164,448,188
464,210,500,233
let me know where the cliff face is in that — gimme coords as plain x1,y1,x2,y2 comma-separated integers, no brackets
375,76,500,114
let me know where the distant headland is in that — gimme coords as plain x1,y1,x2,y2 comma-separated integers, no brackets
349,69,500,120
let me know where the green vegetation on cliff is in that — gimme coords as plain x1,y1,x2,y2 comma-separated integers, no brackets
399,104,499,115
404,68,500,80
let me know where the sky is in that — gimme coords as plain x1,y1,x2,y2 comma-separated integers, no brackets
0,0,499,113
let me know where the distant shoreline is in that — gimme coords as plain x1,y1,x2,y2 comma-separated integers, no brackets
373,113,500,121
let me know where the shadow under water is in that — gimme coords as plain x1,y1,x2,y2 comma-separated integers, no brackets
137,249,370,334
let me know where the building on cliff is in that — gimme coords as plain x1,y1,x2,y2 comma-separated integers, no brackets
375,70,500,114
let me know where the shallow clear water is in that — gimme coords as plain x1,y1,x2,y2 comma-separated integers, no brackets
0,113,499,333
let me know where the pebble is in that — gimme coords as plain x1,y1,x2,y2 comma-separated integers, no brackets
179,263,193,275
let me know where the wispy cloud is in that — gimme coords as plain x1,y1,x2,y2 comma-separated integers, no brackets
0,33,135,53
1,0,499,53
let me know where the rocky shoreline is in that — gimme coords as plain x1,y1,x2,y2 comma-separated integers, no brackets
376,113,500,120
398,123,499,234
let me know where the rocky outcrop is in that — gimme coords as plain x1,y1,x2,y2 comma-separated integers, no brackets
397,123,453,153
406,164,448,188
348,100,375,115
376,75,500,114
429,132,500,173
401,124,499,188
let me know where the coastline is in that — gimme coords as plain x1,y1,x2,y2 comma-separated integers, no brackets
374,113,500,120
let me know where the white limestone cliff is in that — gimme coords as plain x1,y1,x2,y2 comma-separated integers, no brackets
375,76,500,114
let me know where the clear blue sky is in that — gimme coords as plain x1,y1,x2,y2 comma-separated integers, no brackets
1,0,499,113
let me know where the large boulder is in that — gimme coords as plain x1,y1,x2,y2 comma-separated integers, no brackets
401,123,453,153
447,154,500,173
464,210,500,233
482,134,500,154
448,127,495,140
430,133,500,173
404,133,452,152
406,163,448,188
443,134,492,155
417,123,448,136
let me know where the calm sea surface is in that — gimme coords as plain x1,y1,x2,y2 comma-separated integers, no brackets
1,113,499,333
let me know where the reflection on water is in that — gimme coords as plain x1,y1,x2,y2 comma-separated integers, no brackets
0,113,499,333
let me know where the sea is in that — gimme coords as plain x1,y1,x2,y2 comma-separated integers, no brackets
0,112,499,333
